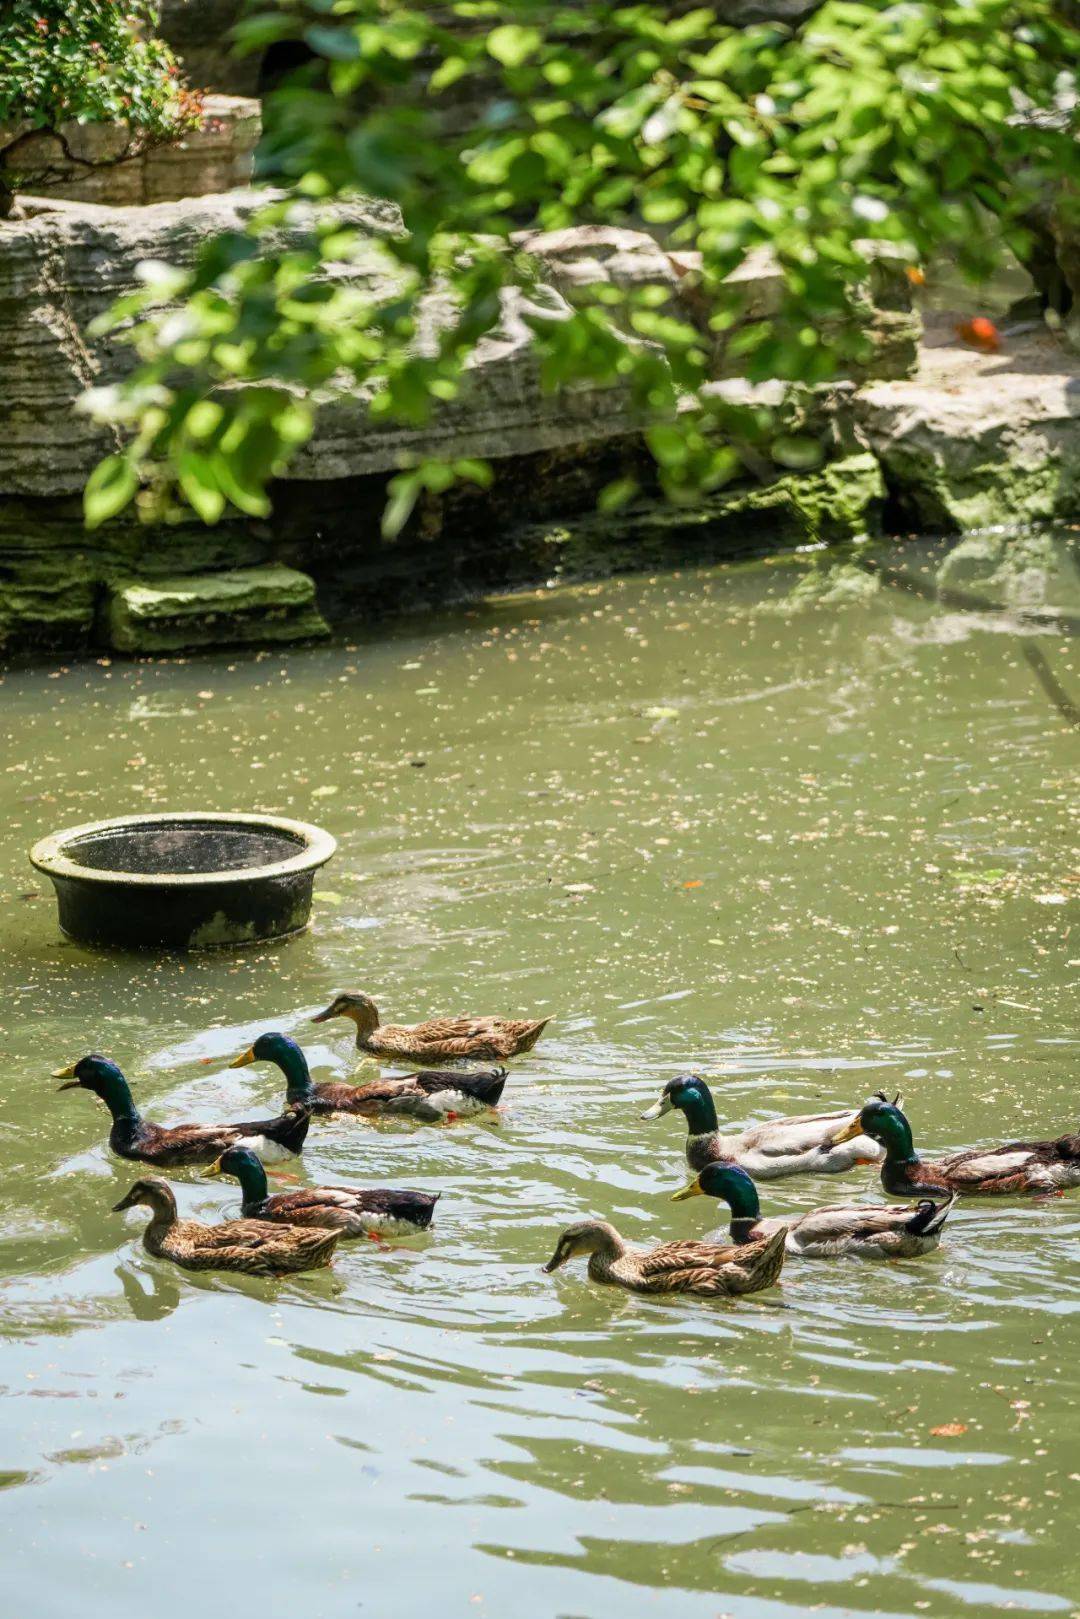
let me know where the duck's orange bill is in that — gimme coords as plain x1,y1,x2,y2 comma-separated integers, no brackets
228,1048,256,1069
204,1158,223,1177
830,1115,864,1145
53,1062,78,1090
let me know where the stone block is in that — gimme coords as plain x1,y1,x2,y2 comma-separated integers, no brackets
0,96,260,208
104,565,329,653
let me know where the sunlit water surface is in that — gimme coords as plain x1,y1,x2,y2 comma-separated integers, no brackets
0,550,1077,1618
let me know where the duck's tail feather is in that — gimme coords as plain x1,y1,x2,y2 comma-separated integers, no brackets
362,1189,441,1229
416,1067,508,1105
907,1192,957,1235
265,1104,311,1156
735,1226,787,1292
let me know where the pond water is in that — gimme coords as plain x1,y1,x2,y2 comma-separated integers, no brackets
1,546,1078,1619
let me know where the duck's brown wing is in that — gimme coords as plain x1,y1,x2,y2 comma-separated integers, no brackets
640,1238,747,1273
312,1078,416,1115
134,1121,250,1167
375,1017,546,1059
134,1107,309,1166
637,1234,783,1295
166,1217,337,1273
264,1187,438,1227
936,1144,1050,1191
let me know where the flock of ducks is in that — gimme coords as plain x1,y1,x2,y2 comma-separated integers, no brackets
57,992,1080,1293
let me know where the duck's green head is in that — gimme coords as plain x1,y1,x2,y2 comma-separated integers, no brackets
831,1092,915,1161
207,1145,268,1202
641,1074,718,1135
54,1055,137,1121
671,1161,761,1222
228,1032,313,1102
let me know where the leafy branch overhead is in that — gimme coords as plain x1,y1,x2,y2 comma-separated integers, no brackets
81,0,1080,535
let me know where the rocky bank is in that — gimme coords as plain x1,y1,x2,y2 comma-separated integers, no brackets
2,6,1080,657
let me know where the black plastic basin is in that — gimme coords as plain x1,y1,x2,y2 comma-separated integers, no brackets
29,812,337,950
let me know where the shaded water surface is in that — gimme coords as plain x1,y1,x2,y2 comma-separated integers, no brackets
0,549,1077,1618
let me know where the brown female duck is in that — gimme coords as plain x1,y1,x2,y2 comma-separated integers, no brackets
112,1178,339,1275
55,1054,309,1168
230,1032,507,1121
311,992,548,1062
543,1219,786,1298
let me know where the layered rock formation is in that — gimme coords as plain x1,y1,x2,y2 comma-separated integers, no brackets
0,96,260,209
0,184,911,653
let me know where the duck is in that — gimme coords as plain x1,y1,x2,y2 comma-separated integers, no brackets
671,1159,956,1258
311,991,548,1062
208,1146,440,1238
229,1031,508,1122
55,1054,310,1168
831,1094,1080,1197
543,1219,786,1298
641,1074,884,1179
112,1178,339,1275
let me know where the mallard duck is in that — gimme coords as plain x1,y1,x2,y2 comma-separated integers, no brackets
311,992,548,1062
112,1178,339,1275
641,1074,883,1179
831,1095,1080,1197
55,1054,309,1168
671,1160,956,1258
208,1146,440,1237
229,1031,508,1121
542,1219,786,1297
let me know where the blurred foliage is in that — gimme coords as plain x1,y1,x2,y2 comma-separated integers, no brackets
0,2,197,138
82,0,1080,534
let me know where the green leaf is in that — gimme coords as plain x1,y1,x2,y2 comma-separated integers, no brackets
177,452,226,525
83,455,137,530
486,25,541,68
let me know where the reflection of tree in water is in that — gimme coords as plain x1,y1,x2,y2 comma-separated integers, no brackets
115,1260,182,1323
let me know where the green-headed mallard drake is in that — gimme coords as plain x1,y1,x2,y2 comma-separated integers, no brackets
672,1160,956,1259
112,1178,338,1275
311,992,548,1062
229,1031,508,1121
641,1074,883,1179
56,1054,309,1168
542,1218,786,1298
831,1095,1080,1197
208,1146,440,1238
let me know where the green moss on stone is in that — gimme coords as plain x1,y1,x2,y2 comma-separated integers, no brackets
105,566,330,654
518,452,884,578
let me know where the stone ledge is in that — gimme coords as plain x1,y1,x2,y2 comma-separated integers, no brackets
0,96,260,208
857,317,1080,530
104,566,330,653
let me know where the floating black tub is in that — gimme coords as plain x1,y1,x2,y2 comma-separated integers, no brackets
29,812,336,950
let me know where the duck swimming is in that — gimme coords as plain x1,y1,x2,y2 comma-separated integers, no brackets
230,1031,508,1122
208,1146,440,1238
311,992,548,1062
641,1074,882,1179
831,1095,1080,1197
112,1178,338,1275
672,1160,956,1258
543,1218,786,1298
55,1054,309,1168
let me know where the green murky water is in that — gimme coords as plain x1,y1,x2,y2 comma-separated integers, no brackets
1,546,1078,1619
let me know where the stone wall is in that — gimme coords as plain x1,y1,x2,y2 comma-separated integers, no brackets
0,181,916,654
0,96,260,209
